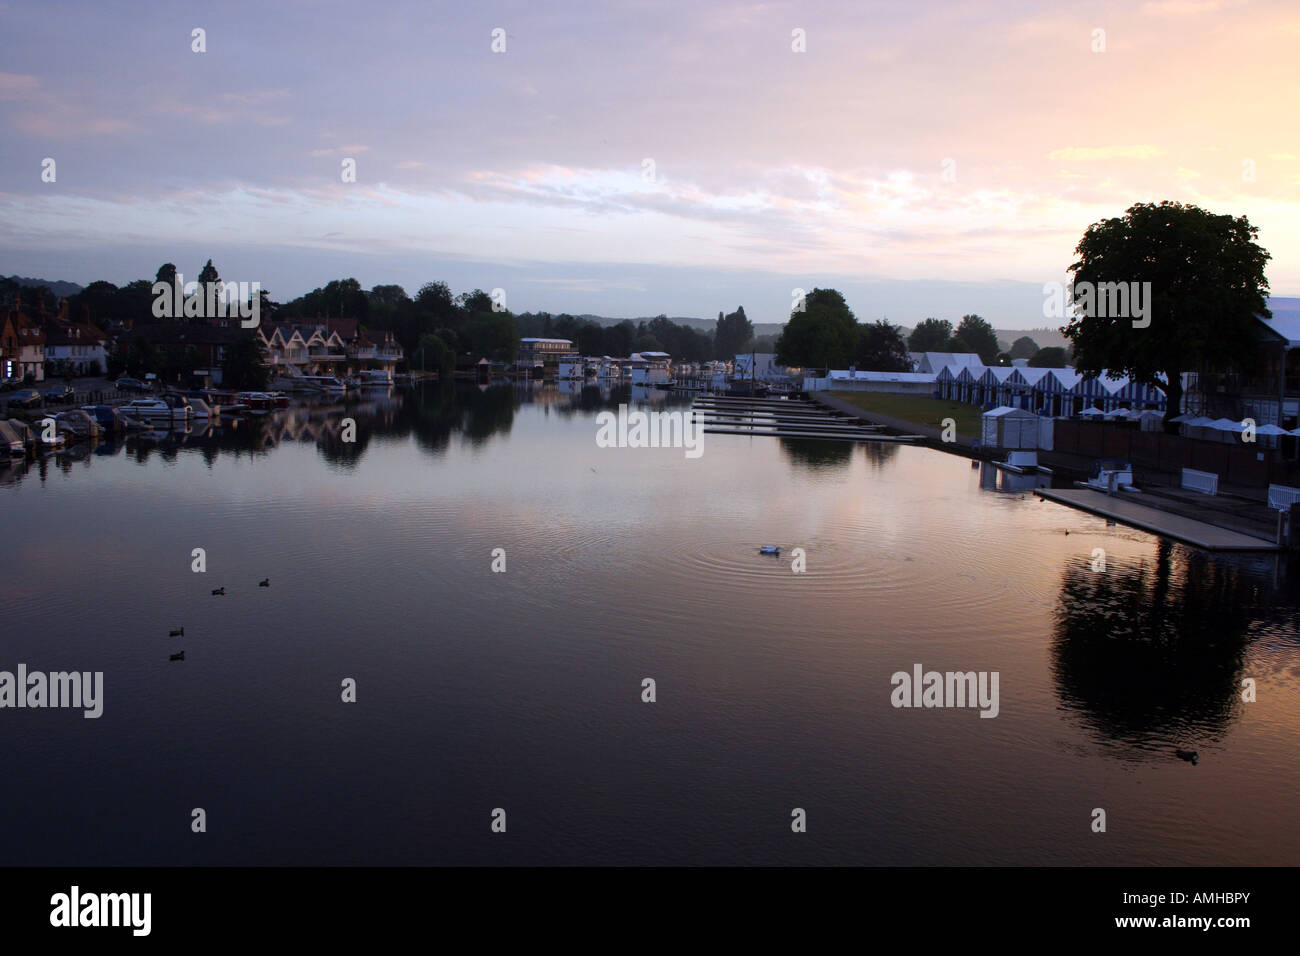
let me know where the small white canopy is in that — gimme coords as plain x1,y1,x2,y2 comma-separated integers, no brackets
1169,413,1196,423
1079,406,1105,416
982,405,1036,418
1208,417,1243,431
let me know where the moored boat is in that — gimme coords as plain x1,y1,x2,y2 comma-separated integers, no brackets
235,392,275,414
120,396,193,423
994,450,1053,476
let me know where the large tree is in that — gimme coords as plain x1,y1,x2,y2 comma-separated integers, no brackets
221,333,269,389
1063,201,1271,428
1009,335,1039,359
775,288,858,369
954,314,999,363
195,259,221,324
1028,346,1068,368
715,306,754,359
855,320,912,371
415,332,455,377
604,320,635,357
907,317,952,352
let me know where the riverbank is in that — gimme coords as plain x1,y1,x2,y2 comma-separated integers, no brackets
816,390,1286,548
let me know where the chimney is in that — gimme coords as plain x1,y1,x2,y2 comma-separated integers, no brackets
57,297,68,321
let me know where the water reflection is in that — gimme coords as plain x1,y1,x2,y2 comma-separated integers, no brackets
1050,540,1275,752
978,461,1050,493
777,437,854,469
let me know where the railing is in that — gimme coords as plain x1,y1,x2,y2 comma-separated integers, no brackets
1268,484,1300,511
1181,468,1219,495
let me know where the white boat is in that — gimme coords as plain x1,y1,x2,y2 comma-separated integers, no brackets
120,397,193,422
558,355,585,380
994,450,1053,476
163,393,217,419
1080,459,1137,493
355,369,393,387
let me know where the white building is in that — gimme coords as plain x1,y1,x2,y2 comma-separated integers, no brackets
804,369,938,394
733,353,781,380
518,338,574,366
909,351,983,374
44,322,109,375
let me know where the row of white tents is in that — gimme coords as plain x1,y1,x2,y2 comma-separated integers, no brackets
935,364,1167,416
1165,413,1300,443
980,405,1300,450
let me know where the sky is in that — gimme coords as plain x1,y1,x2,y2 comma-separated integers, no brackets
1,0,1298,328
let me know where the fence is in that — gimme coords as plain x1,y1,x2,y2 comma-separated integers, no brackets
1053,420,1300,489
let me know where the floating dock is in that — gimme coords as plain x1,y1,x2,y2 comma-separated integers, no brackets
691,396,917,444
1034,488,1280,551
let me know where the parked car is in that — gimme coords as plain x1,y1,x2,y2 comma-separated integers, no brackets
115,377,149,393
6,389,42,409
44,383,76,403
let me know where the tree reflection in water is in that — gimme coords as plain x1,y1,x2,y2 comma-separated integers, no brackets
1050,539,1274,753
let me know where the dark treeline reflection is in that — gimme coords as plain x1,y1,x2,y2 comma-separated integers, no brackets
26,386,906,478
1050,541,1296,751
776,437,900,471
21,382,702,478
778,438,852,470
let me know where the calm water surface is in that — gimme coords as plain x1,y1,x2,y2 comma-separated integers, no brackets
2,382,1298,865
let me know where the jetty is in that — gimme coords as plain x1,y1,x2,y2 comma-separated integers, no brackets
1034,488,1281,551
691,395,920,443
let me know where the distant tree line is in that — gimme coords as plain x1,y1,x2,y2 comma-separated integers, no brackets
5,265,766,372
513,306,752,363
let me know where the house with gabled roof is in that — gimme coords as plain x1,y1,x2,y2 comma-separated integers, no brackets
44,320,109,376
3,308,46,382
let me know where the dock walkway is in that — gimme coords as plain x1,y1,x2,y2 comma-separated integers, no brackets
1035,488,1280,551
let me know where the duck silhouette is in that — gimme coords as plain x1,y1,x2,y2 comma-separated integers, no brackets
169,627,184,637
169,651,185,662
211,587,225,596
259,578,270,587
1175,748,1199,765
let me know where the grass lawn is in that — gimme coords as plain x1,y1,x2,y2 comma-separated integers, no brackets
829,392,983,436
